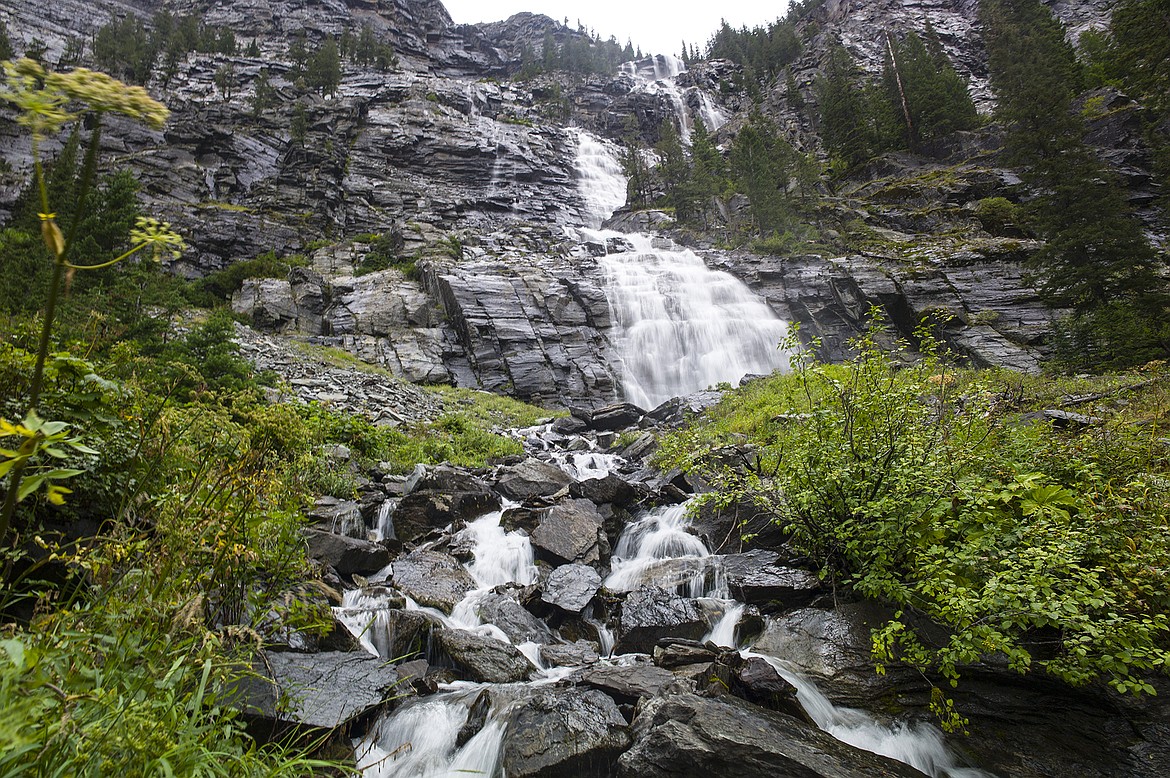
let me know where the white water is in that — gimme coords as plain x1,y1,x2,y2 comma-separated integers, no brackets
356,690,510,778
620,54,728,144
597,232,793,409
571,128,628,229
571,132,793,408
606,502,727,598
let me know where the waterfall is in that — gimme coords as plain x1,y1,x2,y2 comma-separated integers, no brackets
572,128,628,229
606,502,727,599
356,690,511,778
597,232,793,408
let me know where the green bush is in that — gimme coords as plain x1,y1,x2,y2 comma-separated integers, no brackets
657,315,1170,725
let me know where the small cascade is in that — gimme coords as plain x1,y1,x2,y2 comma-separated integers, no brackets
747,652,994,778
606,502,727,598
371,500,395,543
571,128,628,228
356,690,511,778
703,601,746,648
595,232,793,408
461,506,537,590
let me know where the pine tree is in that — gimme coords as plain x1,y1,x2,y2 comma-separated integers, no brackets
816,43,873,169
881,31,978,152
306,38,341,97
654,121,691,217
0,19,16,60
686,121,727,228
981,0,1167,363
730,113,800,235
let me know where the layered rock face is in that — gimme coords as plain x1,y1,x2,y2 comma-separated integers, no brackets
0,0,1136,403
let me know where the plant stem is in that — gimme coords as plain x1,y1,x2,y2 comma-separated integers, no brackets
1,120,103,548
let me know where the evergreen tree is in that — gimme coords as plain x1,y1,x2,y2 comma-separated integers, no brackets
730,113,800,235
245,39,261,58
214,61,236,101
654,121,691,217
816,43,874,168
0,19,16,60
981,0,1166,363
251,70,276,117
306,38,341,97
290,103,308,146
686,121,728,228
881,31,978,151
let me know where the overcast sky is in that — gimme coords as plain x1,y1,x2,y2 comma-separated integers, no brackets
441,1,792,61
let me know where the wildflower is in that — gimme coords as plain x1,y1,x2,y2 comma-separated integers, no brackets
130,217,187,261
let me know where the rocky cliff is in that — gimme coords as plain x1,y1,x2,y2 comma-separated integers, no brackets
0,0,1149,405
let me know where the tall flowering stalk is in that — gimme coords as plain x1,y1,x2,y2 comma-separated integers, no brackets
0,59,183,545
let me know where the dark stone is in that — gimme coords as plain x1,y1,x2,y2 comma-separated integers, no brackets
303,529,390,577
569,473,639,507
346,608,432,661
457,689,492,747
392,490,500,544
540,640,600,667
391,550,476,613
432,628,535,683
541,563,602,613
580,663,679,705
617,693,924,778
732,656,805,720
615,586,708,654
501,688,631,778
474,593,554,644
653,640,718,669
308,497,366,538
687,496,787,554
531,499,604,566
495,459,574,501
720,550,824,607
237,650,400,732
587,402,646,432
501,505,544,533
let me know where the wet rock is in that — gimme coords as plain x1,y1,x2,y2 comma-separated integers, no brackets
495,459,575,501
308,497,366,538
238,650,400,732
618,693,924,778
392,490,500,544
732,657,805,720
540,640,600,667
720,550,824,607
579,402,645,432
653,640,718,669
541,563,602,613
391,551,477,613
501,688,631,778
303,529,390,577
615,586,708,655
432,628,535,683
352,609,432,662
501,505,544,533
580,663,679,705
530,499,605,566
474,593,554,644
645,391,724,428
569,473,639,507
457,689,492,747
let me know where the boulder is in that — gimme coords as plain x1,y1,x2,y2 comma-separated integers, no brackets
495,460,574,501
531,499,605,566
391,551,477,613
392,490,500,544
501,688,631,778
569,473,640,507
585,402,646,431
540,640,600,668
342,608,432,662
617,693,924,778
303,529,390,576
474,593,554,644
308,497,366,538
615,586,708,654
238,650,401,731
720,550,824,607
432,628,535,683
541,563,602,613
732,656,804,719
580,663,679,705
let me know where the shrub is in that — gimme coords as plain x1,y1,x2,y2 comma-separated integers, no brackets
657,314,1170,725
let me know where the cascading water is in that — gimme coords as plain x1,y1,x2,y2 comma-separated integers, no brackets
571,129,628,229
572,130,793,408
606,502,993,778
597,232,793,409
